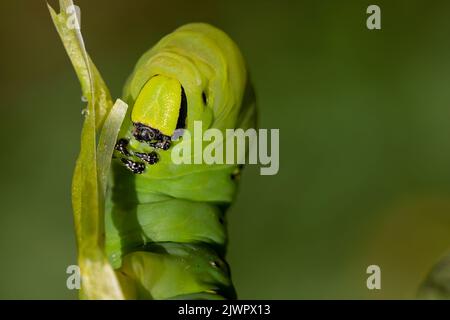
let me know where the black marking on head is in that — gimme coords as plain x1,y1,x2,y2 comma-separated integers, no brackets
135,151,159,165
121,158,145,174
132,123,172,151
115,138,131,156
202,91,207,105
133,123,161,142
149,135,171,150
161,136,171,150
176,86,187,129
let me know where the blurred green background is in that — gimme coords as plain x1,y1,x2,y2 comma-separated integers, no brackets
1,0,450,299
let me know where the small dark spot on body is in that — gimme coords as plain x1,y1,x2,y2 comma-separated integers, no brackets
231,165,244,180
202,91,207,105
133,123,161,142
210,260,225,271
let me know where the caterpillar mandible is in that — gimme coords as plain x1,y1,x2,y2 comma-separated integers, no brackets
105,23,257,299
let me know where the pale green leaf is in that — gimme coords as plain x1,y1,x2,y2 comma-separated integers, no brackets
48,0,126,299
97,99,128,198
48,0,112,129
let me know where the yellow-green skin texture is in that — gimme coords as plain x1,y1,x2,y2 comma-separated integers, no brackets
105,23,256,299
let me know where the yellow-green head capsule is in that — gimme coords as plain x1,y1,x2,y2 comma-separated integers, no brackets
131,75,182,137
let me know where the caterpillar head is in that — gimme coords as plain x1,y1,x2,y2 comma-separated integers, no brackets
131,74,187,150
113,23,252,178
131,75,186,150
114,74,188,173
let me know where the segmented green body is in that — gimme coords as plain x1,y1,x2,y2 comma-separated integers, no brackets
105,23,256,299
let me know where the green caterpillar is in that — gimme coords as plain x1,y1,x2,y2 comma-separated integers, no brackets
49,0,255,299
104,23,257,299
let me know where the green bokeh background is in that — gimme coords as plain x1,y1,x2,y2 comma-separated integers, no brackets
1,0,450,299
